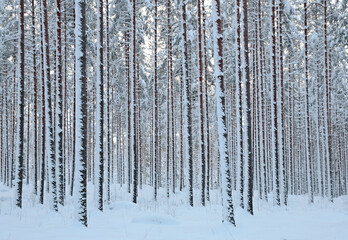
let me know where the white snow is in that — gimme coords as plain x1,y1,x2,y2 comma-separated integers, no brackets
1,184,348,240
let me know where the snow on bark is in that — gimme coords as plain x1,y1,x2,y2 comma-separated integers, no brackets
95,0,104,212
197,0,206,206
181,0,193,207
212,0,235,225
269,0,280,206
304,1,313,203
234,0,243,208
153,0,158,201
277,0,285,206
55,0,65,207
74,0,88,227
240,0,253,215
131,0,138,204
15,0,25,209
41,0,57,211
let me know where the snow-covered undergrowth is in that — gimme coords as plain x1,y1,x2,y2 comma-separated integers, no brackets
1,183,347,240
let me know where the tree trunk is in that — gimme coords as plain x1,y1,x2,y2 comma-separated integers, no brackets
96,0,104,212
75,0,88,227
181,0,193,207
198,0,206,207
241,0,253,215
304,0,313,203
212,0,235,225
16,0,25,208
56,0,65,206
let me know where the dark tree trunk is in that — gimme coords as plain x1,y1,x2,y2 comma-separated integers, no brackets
56,0,65,206
75,0,88,227
97,0,104,212
132,0,138,204
198,0,206,207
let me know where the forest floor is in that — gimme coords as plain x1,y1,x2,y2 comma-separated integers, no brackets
1,183,348,240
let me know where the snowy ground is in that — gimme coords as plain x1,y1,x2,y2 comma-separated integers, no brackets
1,184,348,240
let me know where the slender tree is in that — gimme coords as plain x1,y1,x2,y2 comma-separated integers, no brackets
197,0,206,207
75,0,88,227
212,0,235,225
271,0,280,206
41,0,58,211
31,0,38,196
181,0,193,207
96,0,104,212
304,0,314,203
15,0,25,209
132,0,138,204
241,0,253,215
56,0,65,206
153,0,159,201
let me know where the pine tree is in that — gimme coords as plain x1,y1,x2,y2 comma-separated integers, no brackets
75,0,88,227
181,0,193,207
270,0,280,206
106,0,111,203
131,0,139,203
241,0,253,215
235,0,244,209
56,0,65,206
96,0,104,212
304,0,313,203
197,0,206,207
166,0,172,198
153,0,159,201
202,0,210,202
132,0,138,204
31,0,38,196
212,0,235,225
15,0,25,209
323,0,333,202
39,5,46,203
41,0,58,211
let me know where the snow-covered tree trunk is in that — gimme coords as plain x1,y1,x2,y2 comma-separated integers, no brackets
212,0,235,225
126,29,131,194
315,45,322,197
131,0,138,204
0,78,4,184
31,0,38,196
106,0,111,203
323,0,332,201
153,0,159,201
39,10,46,204
56,0,65,206
181,0,193,207
234,0,244,208
15,0,25,208
74,0,88,227
179,68,184,192
256,0,265,201
270,0,280,206
197,0,206,207
202,0,211,202
41,0,57,211
277,0,285,205
70,6,77,197
168,0,175,194
96,0,104,212
240,0,253,215
166,0,173,198
304,0,313,203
